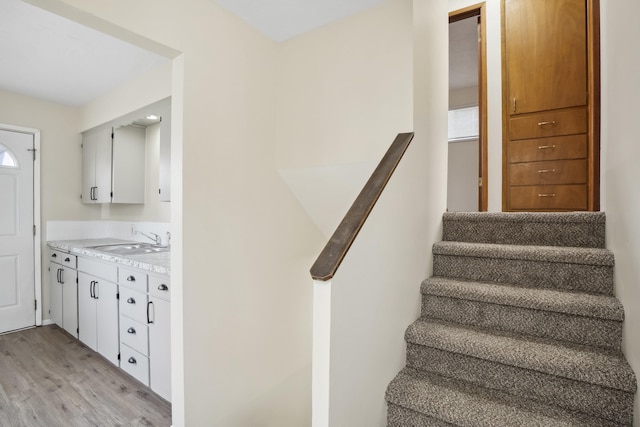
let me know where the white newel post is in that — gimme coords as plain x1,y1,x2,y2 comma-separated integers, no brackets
312,279,332,427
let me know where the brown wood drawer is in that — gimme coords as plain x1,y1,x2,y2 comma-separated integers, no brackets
509,108,587,140
509,159,587,186
509,185,588,211
509,134,587,163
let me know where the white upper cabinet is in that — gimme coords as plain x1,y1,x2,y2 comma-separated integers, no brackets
112,125,146,203
81,127,113,204
158,103,171,202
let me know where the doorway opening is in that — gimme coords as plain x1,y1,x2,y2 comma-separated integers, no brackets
448,4,488,212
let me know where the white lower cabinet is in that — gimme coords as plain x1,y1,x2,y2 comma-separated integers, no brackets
149,296,171,401
49,249,78,338
78,270,120,366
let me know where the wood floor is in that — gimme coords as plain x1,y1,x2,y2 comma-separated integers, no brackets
0,325,171,427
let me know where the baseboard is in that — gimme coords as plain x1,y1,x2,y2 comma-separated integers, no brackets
42,319,54,326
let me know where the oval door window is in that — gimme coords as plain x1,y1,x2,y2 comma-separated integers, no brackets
0,144,17,168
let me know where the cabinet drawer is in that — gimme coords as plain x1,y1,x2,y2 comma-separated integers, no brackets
120,317,149,356
509,134,587,163
149,275,170,301
120,345,150,386
120,287,148,324
50,250,77,268
77,257,117,282
509,159,587,186
509,108,587,140
509,185,588,211
119,267,147,293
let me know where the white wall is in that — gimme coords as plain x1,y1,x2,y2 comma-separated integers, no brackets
36,1,325,426
447,139,479,211
600,1,640,423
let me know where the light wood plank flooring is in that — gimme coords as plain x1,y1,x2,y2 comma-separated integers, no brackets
0,325,171,426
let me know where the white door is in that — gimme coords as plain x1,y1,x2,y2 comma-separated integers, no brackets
49,262,63,327
96,279,120,366
78,272,98,351
149,297,171,401
0,129,35,333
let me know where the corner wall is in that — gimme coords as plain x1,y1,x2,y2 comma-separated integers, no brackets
600,1,640,423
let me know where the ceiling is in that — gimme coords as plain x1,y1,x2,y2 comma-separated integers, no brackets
0,0,472,108
0,0,169,107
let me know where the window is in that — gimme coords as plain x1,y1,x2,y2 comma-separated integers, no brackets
0,144,17,168
448,106,479,142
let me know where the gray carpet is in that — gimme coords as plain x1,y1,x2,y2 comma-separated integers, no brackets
386,212,637,426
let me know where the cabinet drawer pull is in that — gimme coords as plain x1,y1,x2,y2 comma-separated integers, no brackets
126,275,136,282
537,144,556,150
538,193,556,197
158,284,168,291
51,253,57,258
537,169,556,174
64,257,70,262
128,357,137,364
537,120,556,126
127,327,136,334
127,297,136,304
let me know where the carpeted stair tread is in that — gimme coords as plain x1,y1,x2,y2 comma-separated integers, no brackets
433,241,614,266
442,212,606,248
421,277,624,321
405,319,636,392
386,368,623,427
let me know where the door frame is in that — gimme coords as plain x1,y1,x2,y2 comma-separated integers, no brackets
0,123,42,326
449,3,488,211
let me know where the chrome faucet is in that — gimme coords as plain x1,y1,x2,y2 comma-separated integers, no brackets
134,230,162,246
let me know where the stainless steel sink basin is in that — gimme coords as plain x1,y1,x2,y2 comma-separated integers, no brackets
88,243,170,255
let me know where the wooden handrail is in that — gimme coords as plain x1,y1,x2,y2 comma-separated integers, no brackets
310,132,415,281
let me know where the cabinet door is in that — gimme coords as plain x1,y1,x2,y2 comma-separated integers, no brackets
95,279,120,366
77,272,97,351
62,268,78,338
112,125,145,204
49,263,63,327
505,0,587,114
158,112,171,202
149,297,171,401
81,127,112,204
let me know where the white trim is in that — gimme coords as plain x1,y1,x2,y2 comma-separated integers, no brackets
312,279,332,427
42,319,54,326
0,123,42,327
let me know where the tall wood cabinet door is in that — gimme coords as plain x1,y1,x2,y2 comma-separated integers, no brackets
95,279,120,366
149,297,171,401
49,264,63,327
77,272,97,351
505,0,587,114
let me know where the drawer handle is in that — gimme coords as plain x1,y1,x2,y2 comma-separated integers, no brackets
64,257,70,262
127,327,136,334
537,144,556,150
127,276,136,282
537,169,556,174
127,297,136,304
538,193,556,197
158,284,168,291
537,120,556,126
51,253,57,258
128,357,137,364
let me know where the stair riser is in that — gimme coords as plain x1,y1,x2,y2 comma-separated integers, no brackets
433,255,614,295
387,404,455,427
421,295,622,350
443,220,605,248
406,343,633,425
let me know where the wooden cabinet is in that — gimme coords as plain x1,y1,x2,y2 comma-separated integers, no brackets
81,125,145,204
77,258,120,366
49,249,78,338
502,0,599,211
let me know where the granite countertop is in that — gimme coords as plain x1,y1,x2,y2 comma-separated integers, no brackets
48,238,170,276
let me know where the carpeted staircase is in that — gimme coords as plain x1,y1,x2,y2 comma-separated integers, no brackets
385,212,637,426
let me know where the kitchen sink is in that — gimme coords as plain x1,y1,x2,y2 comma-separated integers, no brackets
88,243,170,255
